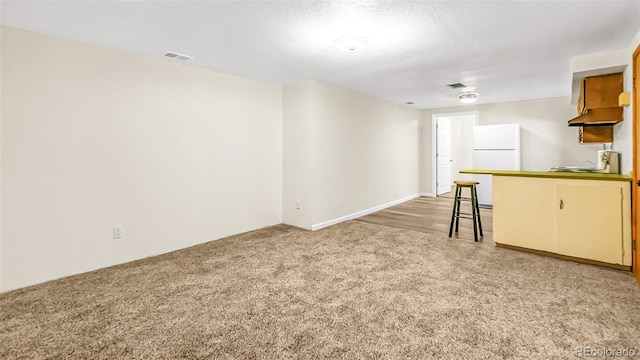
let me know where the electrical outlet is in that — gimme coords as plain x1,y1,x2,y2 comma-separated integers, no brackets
377,189,381,197
296,200,301,209
113,225,123,239
339,196,343,205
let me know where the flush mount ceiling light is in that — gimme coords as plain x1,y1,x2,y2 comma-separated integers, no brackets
458,93,479,104
333,36,370,51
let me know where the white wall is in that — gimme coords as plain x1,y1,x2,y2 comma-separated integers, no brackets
0,26,283,291
421,97,603,193
282,81,313,229
309,82,421,227
283,81,421,229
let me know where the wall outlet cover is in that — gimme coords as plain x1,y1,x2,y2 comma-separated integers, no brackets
113,225,123,239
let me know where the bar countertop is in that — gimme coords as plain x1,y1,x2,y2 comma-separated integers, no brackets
459,169,631,182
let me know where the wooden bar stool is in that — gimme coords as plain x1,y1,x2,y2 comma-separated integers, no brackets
448,180,483,242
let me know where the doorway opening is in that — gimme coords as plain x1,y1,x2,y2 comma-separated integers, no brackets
431,112,479,197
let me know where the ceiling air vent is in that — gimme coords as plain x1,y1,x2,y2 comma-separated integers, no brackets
164,51,193,61
446,83,467,89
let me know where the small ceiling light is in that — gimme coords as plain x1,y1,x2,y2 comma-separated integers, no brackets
333,36,370,51
458,93,478,104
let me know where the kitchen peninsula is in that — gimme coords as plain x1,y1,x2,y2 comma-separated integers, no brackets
460,169,632,270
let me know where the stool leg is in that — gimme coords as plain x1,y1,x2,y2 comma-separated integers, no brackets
470,185,479,242
474,185,483,237
455,187,462,233
448,186,460,237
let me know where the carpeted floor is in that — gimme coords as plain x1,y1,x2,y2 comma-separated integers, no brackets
1,221,639,359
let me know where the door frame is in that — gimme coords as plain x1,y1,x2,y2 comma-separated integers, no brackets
431,111,479,197
632,44,639,284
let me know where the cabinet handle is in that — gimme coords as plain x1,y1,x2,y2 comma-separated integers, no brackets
560,199,564,209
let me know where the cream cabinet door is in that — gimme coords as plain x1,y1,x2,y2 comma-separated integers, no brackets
493,176,557,252
555,182,624,265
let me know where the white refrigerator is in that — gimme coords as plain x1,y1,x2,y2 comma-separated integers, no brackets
472,124,521,207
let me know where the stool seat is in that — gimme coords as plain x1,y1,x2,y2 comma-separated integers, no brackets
448,180,483,242
453,180,479,186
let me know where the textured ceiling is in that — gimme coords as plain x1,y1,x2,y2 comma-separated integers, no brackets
1,1,639,109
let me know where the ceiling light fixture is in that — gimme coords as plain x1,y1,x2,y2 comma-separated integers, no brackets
458,93,478,104
333,36,370,51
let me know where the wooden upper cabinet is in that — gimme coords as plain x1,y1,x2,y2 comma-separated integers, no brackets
579,126,614,144
577,73,623,114
577,80,586,114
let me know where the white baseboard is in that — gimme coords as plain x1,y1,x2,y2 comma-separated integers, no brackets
420,192,435,197
311,193,421,231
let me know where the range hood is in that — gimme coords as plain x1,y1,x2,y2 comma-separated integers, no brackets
567,107,623,127
569,73,623,128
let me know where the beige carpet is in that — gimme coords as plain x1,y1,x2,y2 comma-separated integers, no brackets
1,221,639,359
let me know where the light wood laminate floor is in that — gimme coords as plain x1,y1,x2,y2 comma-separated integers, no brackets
356,189,493,243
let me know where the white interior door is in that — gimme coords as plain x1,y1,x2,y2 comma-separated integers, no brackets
436,118,452,195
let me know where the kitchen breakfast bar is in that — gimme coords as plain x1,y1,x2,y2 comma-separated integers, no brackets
460,169,632,270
